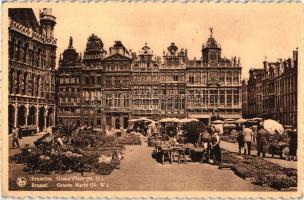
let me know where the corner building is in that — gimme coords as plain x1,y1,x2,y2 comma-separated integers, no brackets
8,8,57,133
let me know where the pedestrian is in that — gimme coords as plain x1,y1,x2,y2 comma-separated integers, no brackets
210,126,221,165
251,125,257,144
243,124,253,155
236,125,244,154
230,128,237,137
146,126,151,138
197,126,211,162
256,122,269,158
288,129,297,161
12,127,20,148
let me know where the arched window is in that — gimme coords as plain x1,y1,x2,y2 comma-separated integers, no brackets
32,46,36,66
32,74,36,96
37,48,42,67
23,72,28,95
9,37,15,59
16,70,22,94
23,43,29,64
36,76,41,97
9,69,14,94
16,40,22,61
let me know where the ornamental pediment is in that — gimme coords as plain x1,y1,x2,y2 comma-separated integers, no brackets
103,53,131,61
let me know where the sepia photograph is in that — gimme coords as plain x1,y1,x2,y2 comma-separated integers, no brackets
1,2,302,198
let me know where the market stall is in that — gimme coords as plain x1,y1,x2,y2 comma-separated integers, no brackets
263,119,288,158
10,125,142,175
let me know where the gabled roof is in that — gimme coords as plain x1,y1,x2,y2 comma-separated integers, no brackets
103,53,132,61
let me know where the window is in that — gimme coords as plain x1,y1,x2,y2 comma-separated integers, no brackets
106,78,112,88
233,90,239,105
114,79,121,88
220,90,225,105
189,76,194,84
179,89,185,95
106,94,112,107
233,74,239,85
227,90,232,106
194,73,200,84
123,95,129,108
226,73,232,85
202,73,207,85
97,76,101,84
220,74,225,84
173,75,178,81
210,90,218,105
90,76,95,85
85,76,89,84
85,91,89,101
96,91,101,100
114,94,121,107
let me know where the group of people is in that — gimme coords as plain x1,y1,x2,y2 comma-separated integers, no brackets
235,121,297,160
236,122,274,157
196,125,221,165
235,123,255,156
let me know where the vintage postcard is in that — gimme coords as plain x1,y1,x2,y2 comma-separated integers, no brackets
1,2,303,198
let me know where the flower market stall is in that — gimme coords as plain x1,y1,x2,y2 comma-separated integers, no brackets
10,124,142,175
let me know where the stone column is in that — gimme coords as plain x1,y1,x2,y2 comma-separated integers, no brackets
14,104,18,128
44,109,48,131
120,115,124,129
36,106,39,132
25,104,29,126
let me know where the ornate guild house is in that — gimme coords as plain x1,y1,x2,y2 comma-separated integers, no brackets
57,28,242,129
8,8,57,133
186,29,242,124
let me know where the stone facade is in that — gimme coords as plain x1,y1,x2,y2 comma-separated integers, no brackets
185,30,242,124
8,8,57,133
57,28,242,129
242,49,298,126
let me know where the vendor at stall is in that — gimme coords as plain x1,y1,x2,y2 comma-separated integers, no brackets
210,126,221,165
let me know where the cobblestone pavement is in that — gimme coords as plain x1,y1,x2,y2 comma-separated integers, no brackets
9,135,275,191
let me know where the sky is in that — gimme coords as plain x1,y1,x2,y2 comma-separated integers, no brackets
32,3,302,79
